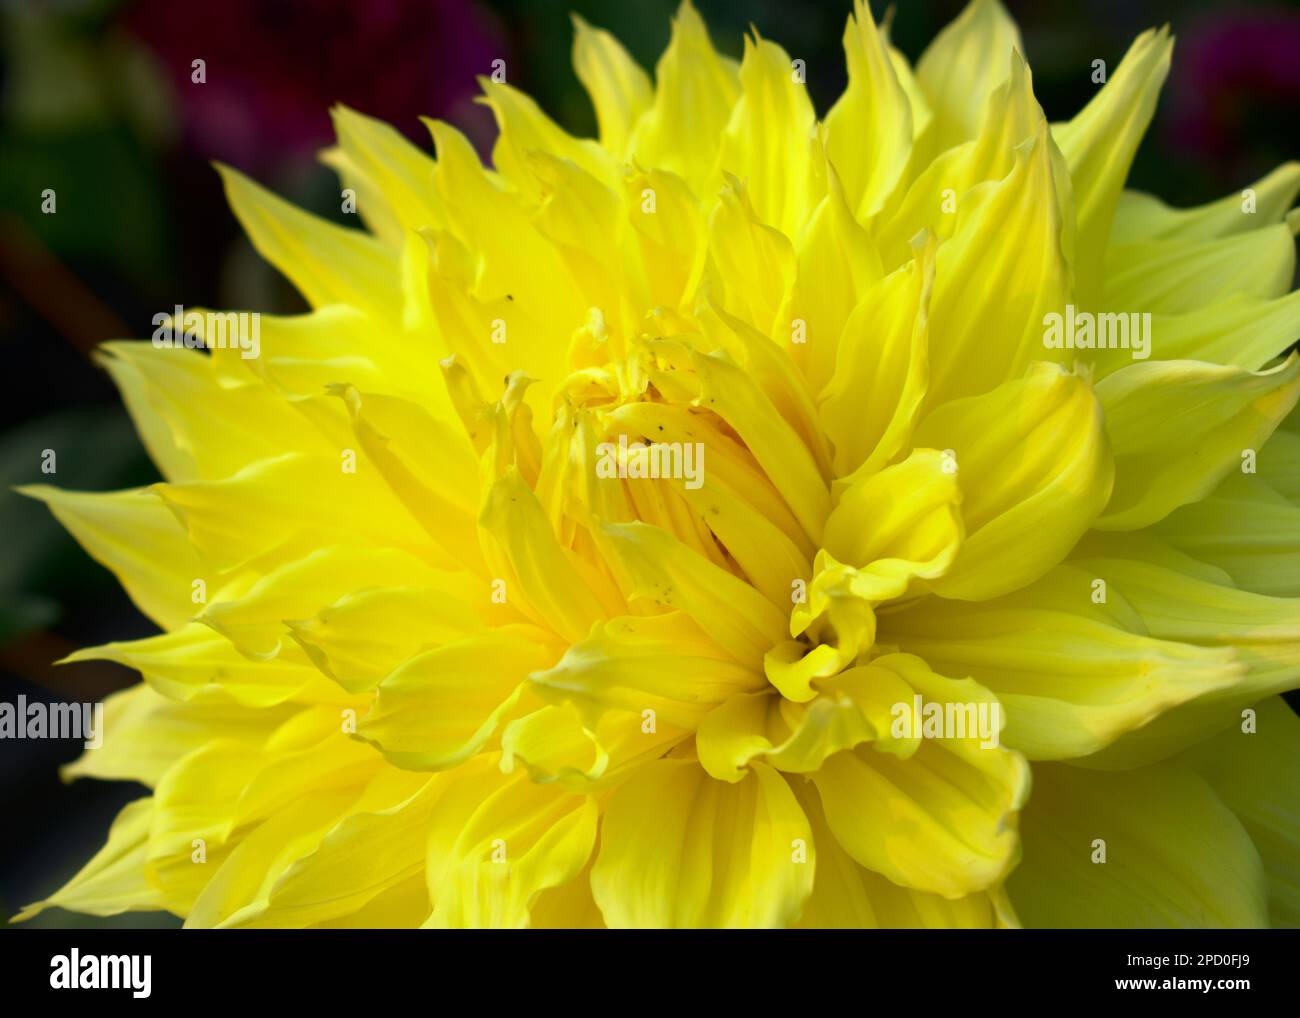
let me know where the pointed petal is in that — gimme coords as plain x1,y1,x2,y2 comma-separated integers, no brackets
824,0,912,220
1068,548,1300,765
1095,354,1300,530
821,234,934,482
630,0,739,197
597,521,786,669
528,610,760,729
913,363,1113,599
1054,28,1173,306
222,768,441,928
18,485,203,630
1112,162,1300,243
915,0,1024,158
217,163,400,318
14,798,163,922
328,104,443,238
357,628,557,771
717,34,816,238
882,563,1244,760
923,124,1072,408
571,14,652,158
425,762,597,928
1104,218,1297,315
63,624,335,708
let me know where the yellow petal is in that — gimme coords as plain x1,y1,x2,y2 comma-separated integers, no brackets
480,467,615,644
607,399,812,556
882,562,1244,760
328,104,444,238
1095,354,1300,530
221,305,445,406
791,780,999,928
425,761,597,928
1108,290,1300,375
287,579,508,694
186,787,358,928
501,700,686,791
478,78,616,204
683,344,829,542
60,683,294,786
571,14,652,159
1258,427,1300,502
786,149,884,395
102,339,349,483
717,33,816,238
156,452,438,573
64,623,341,707
821,234,934,482
1105,218,1298,315
813,685,1028,898
144,739,268,912
670,437,812,607
217,163,401,318
1008,762,1267,928
591,759,813,927
1053,27,1172,306
875,52,1068,270
823,448,962,599
597,521,786,670
332,385,483,571
319,144,404,248
886,39,932,142
14,798,164,922
1063,551,1300,766
699,302,832,486
358,628,558,771
424,118,587,339
529,855,605,928
527,153,635,336
196,545,444,660
915,0,1023,158
624,165,707,309
1178,697,1300,928
222,767,441,927
1153,474,1300,596
705,178,797,339
1112,162,1300,243
18,485,203,630
630,0,739,197
824,0,912,221
913,363,1113,599
229,708,380,829
923,122,1072,408
697,663,913,781
528,611,759,729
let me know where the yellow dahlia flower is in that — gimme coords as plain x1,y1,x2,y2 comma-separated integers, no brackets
18,0,1300,928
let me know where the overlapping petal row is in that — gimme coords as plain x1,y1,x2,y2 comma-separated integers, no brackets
19,0,1300,928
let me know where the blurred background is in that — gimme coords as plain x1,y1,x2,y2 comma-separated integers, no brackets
1,0,1297,928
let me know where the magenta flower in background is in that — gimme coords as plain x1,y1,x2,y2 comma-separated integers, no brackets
123,0,506,171
1164,11,1300,183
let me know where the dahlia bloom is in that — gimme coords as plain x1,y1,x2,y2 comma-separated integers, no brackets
19,0,1300,928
